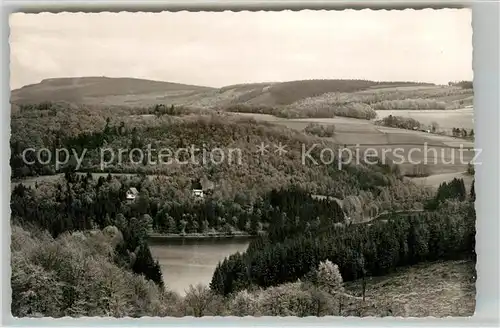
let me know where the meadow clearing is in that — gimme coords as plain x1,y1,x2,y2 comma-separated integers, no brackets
375,107,474,133
229,111,475,180
343,260,475,317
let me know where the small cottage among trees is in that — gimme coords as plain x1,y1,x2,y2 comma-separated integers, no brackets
191,178,215,200
126,187,139,201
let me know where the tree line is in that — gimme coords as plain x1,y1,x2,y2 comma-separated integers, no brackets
452,127,474,139
448,81,473,89
424,177,469,210
375,115,422,130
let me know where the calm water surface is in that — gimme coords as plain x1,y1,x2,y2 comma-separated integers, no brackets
149,238,249,295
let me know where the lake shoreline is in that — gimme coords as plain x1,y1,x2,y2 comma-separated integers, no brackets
149,237,250,295
148,232,255,242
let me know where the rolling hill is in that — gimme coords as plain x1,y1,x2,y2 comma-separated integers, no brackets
10,76,435,108
177,79,437,108
10,77,215,106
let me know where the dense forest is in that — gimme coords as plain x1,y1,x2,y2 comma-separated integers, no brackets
14,221,407,317
11,176,345,238
286,85,473,117
210,180,476,296
10,103,433,218
10,99,476,317
11,174,476,317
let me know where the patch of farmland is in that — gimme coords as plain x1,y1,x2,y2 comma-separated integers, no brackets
229,111,474,175
348,143,474,175
333,123,380,134
440,140,475,148
230,113,379,134
290,116,373,125
229,112,282,122
409,171,474,190
363,85,445,92
333,133,390,145
287,117,379,134
384,132,446,146
434,94,474,102
375,108,474,131
272,121,313,131
375,127,473,147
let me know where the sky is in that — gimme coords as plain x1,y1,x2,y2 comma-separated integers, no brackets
9,9,472,89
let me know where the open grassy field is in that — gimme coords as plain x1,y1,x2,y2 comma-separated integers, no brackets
364,85,439,91
230,112,475,177
343,260,476,317
376,108,474,132
408,171,474,190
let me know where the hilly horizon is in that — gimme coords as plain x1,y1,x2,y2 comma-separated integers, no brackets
11,76,436,108
10,76,214,106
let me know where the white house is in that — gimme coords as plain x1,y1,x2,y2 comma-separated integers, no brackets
192,189,204,199
191,178,215,200
126,187,139,201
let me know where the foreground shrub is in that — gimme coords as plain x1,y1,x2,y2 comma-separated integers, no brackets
11,225,172,317
181,284,225,317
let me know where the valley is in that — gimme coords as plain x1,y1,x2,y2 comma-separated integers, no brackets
10,77,476,317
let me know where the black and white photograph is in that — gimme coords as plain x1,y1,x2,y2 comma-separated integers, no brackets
8,9,476,318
